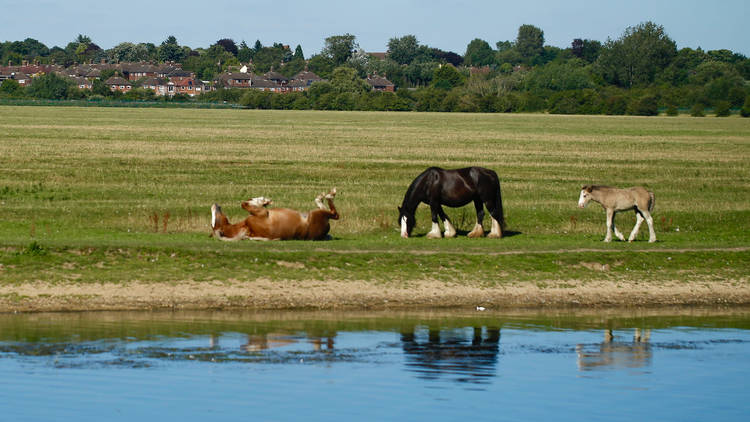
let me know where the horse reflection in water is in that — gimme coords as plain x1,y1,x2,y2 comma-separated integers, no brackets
401,326,501,384
241,334,335,352
208,333,335,352
577,328,652,371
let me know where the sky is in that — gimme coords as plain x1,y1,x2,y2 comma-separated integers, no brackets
2,0,748,57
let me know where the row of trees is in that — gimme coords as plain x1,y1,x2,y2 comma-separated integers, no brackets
2,22,750,116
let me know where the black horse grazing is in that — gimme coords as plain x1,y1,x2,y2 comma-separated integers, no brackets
398,166,505,239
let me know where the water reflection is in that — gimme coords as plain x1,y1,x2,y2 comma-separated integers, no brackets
577,329,652,371
401,325,501,384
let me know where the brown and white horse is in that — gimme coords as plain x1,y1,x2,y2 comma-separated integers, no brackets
578,185,656,243
211,188,339,241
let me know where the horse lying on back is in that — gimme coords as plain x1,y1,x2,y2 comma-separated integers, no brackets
578,185,656,243
211,188,339,241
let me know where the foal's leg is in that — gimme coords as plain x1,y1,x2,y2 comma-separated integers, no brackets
612,211,625,241
604,208,614,242
468,199,485,238
641,209,656,243
628,210,645,242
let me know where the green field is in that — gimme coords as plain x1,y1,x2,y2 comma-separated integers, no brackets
0,105,748,288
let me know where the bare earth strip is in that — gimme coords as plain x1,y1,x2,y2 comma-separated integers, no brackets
2,246,749,312
2,278,749,313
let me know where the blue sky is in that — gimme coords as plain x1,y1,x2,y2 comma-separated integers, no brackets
2,0,748,56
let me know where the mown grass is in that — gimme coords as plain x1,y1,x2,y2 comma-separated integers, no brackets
0,106,748,286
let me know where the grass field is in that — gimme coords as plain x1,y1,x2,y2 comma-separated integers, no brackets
0,105,748,303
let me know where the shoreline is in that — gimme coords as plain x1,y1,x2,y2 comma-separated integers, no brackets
2,278,749,313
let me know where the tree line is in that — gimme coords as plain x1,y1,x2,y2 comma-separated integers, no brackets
2,22,749,116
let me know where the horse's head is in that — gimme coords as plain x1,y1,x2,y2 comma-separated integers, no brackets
578,185,594,208
398,206,415,238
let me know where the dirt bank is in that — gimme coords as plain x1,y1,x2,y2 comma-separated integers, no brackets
2,278,749,312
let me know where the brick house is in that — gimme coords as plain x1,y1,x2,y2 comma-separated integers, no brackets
366,74,395,92
105,76,132,92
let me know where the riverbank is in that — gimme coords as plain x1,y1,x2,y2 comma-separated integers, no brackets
2,277,749,312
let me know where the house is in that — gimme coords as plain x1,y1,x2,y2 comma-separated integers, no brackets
291,71,324,89
264,71,288,86
250,78,281,92
68,76,92,90
366,74,395,92
139,77,170,96
105,76,132,92
215,72,256,88
120,63,160,81
173,78,207,96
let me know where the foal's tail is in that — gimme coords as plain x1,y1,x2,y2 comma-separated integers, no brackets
648,191,655,212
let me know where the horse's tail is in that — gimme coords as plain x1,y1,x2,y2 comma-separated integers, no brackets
648,191,655,212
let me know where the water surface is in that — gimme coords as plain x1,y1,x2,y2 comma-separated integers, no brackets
1,308,749,421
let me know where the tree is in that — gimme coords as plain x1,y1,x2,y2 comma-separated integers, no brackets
464,39,494,67
432,64,465,90
571,39,602,63
322,34,358,66
597,21,677,87
307,54,335,79
430,48,463,66
516,24,544,65
26,73,72,99
237,41,252,62
109,42,149,63
0,79,22,96
158,36,185,62
387,35,420,65
329,66,370,94
215,38,238,56
293,44,304,60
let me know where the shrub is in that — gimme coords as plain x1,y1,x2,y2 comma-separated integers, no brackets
690,103,705,117
714,101,731,117
627,95,659,116
741,96,750,118
666,104,679,116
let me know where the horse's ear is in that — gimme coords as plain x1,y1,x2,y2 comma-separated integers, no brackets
582,185,593,192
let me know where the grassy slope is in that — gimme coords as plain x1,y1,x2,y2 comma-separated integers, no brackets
0,106,748,288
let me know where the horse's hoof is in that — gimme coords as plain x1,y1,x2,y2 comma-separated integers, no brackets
487,233,502,239
426,232,442,239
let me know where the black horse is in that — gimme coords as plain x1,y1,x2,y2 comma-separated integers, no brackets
398,166,505,238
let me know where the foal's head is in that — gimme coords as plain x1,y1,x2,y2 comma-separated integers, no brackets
578,185,595,208
397,206,416,238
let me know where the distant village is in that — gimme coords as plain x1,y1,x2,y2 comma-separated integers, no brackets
0,60,396,97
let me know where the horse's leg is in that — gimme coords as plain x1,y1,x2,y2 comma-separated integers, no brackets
612,211,625,241
641,209,656,243
426,202,443,239
439,208,456,238
628,210,645,242
604,208,614,242
484,196,504,239
468,199,485,238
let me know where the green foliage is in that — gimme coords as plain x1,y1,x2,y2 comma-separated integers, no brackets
432,64,465,90
666,104,679,116
158,35,185,62
516,24,545,65
26,73,72,99
626,94,659,116
713,101,731,117
322,34,358,66
464,39,494,67
597,21,677,87
0,79,23,97
387,35,420,65
690,103,705,117
741,96,750,117
330,67,370,94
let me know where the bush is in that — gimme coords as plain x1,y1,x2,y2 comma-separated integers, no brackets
690,103,705,117
626,95,659,116
666,104,679,116
603,95,628,115
714,101,731,117
741,96,750,118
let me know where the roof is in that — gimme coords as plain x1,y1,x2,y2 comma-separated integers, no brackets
105,76,131,85
366,74,394,87
293,71,322,81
